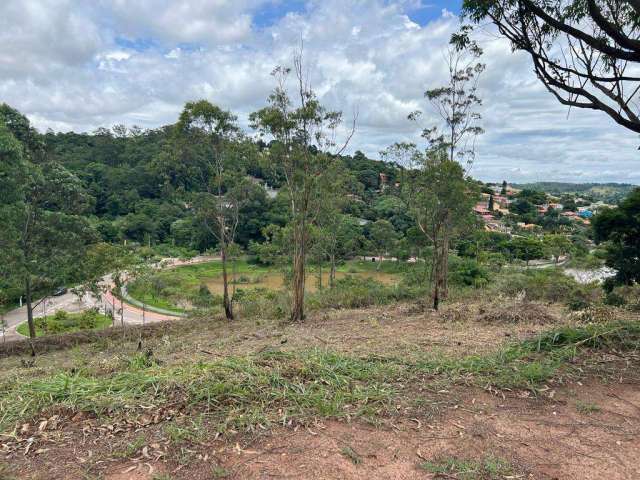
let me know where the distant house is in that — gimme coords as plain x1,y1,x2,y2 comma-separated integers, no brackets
474,204,490,215
379,172,389,190
537,204,549,214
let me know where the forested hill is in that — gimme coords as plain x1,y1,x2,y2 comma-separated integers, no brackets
513,182,636,203
9,105,402,252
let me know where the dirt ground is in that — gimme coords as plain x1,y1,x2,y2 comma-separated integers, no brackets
5,375,638,480
2,301,639,480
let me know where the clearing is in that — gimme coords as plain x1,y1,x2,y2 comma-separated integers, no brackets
1,299,639,480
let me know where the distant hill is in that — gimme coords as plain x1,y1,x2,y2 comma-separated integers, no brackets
512,182,636,204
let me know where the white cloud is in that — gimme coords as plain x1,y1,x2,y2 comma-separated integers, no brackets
0,0,636,183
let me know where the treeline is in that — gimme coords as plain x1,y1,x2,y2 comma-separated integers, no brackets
41,120,400,251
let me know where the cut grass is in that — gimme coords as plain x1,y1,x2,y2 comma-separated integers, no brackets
1,321,638,435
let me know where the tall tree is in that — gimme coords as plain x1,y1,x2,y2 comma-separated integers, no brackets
543,233,573,264
174,100,244,320
408,150,479,309
458,1,640,133
0,118,96,339
510,236,546,268
409,44,485,168
250,53,354,322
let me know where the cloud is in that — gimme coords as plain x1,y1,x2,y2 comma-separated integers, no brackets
0,0,636,183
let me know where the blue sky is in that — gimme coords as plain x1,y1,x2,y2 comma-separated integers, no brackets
0,0,637,184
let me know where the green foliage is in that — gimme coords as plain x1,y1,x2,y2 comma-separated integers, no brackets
492,269,600,307
593,188,640,289
508,237,545,265
449,257,489,287
16,309,111,337
420,456,515,479
308,276,418,310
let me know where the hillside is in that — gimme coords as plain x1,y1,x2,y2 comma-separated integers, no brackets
513,182,636,203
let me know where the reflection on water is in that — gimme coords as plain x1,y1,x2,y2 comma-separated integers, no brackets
205,270,398,295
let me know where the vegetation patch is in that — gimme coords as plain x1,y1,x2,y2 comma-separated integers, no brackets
419,456,518,479
478,302,558,325
2,320,639,435
16,309,111,337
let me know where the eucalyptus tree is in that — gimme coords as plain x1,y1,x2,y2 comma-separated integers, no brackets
174,100,248,320
458,1,640,133
385,143,479,310
409,43,485,168
250,54,355,322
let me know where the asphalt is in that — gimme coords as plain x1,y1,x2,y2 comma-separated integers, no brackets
1,255,216,342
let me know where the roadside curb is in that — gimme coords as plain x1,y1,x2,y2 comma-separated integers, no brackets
116,286,186,318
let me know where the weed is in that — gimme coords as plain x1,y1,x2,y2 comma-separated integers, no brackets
576,400,601,414
420,456,514,479
114,434,146,458
0,462,17,480
211,465,230,478
2,321,638,435
152,475,173,480
163,416,206,445
340,446,362,465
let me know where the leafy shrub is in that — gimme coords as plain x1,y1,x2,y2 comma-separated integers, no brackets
492,269,601,308
77,308,101,329
308,276,418,310
449,258,489,287
604,292,626,307
192,284,216,308
235,288,289,319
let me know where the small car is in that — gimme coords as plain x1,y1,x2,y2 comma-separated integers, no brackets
52,287,68,296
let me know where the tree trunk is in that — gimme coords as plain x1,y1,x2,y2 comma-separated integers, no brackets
329,255,336,288
25,277,36,339
441,227,450,299
221,247,234,320
291,222,306,322
431,238,440,311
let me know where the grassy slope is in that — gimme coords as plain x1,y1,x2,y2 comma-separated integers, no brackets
2,318,638,434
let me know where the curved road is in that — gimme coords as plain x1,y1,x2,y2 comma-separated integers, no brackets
1,255,216,343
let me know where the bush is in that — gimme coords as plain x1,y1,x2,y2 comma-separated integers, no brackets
492,269,601,308
192,284,216,308
307,276,418,310
235,288,289,320
604,292,626,307
77,308,101,329
449,258,489,287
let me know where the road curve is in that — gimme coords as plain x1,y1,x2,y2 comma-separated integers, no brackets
1,255,216,343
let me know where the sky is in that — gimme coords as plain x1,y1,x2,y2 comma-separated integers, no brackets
0,0,638,184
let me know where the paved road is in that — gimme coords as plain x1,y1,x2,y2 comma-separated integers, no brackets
1,255,216,343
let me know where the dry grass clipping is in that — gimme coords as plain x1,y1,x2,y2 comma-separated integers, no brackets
478,302,557,325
